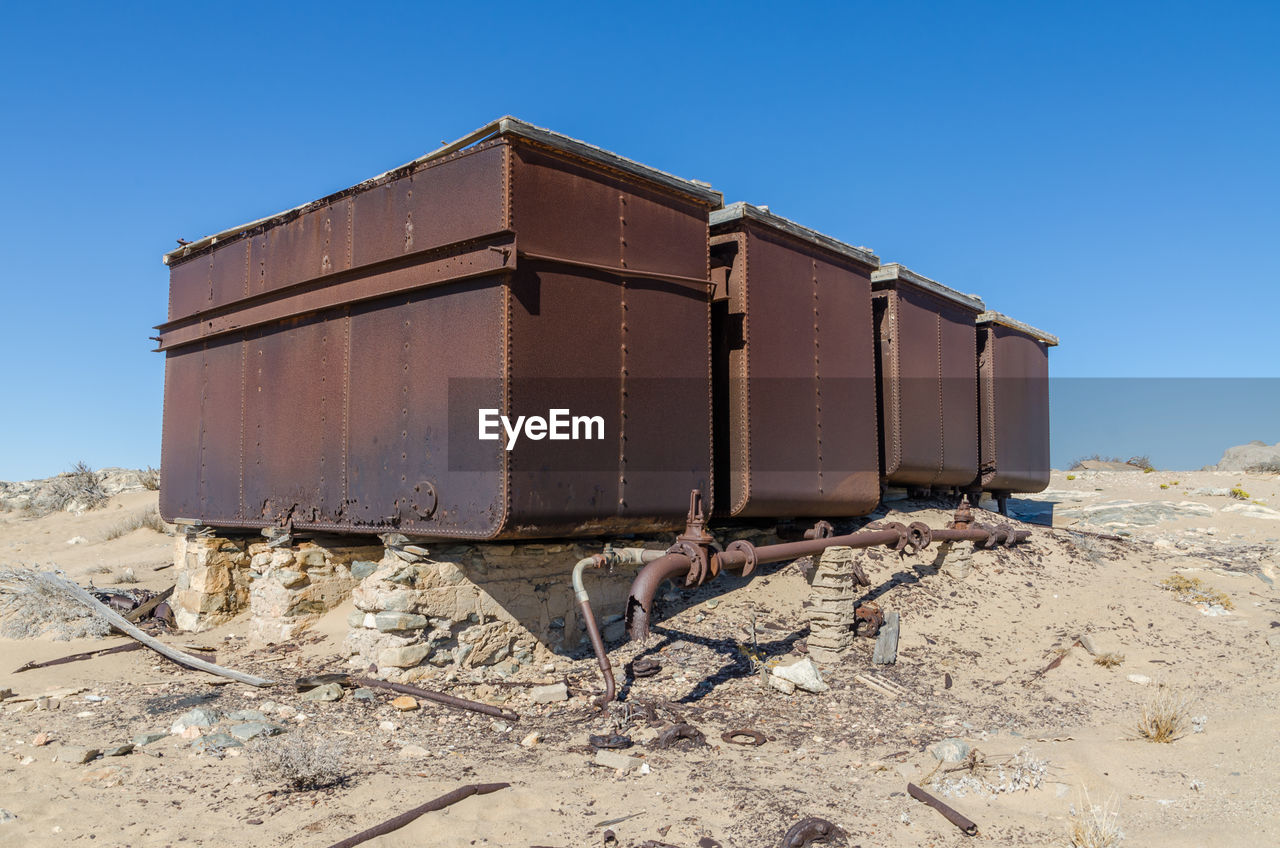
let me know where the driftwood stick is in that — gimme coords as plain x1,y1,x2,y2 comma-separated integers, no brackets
325,782,510,848
34,572,274,688
353,677,520,722
14,641,143,673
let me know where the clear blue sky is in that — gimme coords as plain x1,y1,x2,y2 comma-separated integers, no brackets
1,1,1277,480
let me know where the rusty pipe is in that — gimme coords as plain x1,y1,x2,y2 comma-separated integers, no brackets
713,528,902,571
623,552,695,642
572,547,666,707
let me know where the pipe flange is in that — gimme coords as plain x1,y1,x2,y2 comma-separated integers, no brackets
724,539,758,577
880,521,910,552
908,521,933,552
803,520,835,540
668,540,710,586
720,729,767,747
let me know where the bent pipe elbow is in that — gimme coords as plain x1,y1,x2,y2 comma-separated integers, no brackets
624,553,694,643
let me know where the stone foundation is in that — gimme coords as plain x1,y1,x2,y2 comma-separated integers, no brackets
248,538,383,643
342,540,659,682
172,534,253,632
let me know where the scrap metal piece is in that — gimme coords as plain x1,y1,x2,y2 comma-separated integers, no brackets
854,602,884,638
325,782,510,848
589,734,633,750
629,657,662,678
720,729,767,747
907,782,978,836
780,816,845,847
650,723,706,750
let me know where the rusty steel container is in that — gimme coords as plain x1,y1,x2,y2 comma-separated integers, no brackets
708,203,881,518
870,263,984,489
156,117,720,540
973,311,1059,495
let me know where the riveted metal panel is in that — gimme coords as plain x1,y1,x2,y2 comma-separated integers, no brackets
874,284,980,487
710,213,880,518
976,322,1052,493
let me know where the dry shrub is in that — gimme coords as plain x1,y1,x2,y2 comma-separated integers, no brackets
140,466,161,491
39,461,108,514
1159,574,1233,609
104,507,171,541
246,733,348,791
0,567,110,640
1093,652,1125,668
1135,683,1192,743
1070,790,1124,847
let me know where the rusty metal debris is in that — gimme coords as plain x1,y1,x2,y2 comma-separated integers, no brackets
324,781,510,848
589,734,633,750
853,602,884,637
720,729,767,746
14,641,144,673
629,657,662,678
650,723,706,750
352,677,519,722
779,816,846,847
907,782,979,836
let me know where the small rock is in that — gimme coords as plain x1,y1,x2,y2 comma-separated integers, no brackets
771,658,829,694
705,599,720,609
191,732,242,754
83,694,107,703
56,746,101,765
132,732,167,747
258,701,280,714
227,710,269,722
66,536,87,545
275,705,298,719
103,744,134,757
0,809,15,823
1127,674,1151,685
180,726,204,740
929,738,971,763
374,611,429,632
1078,633,1100,656
351,560,379,579
520,731,543,747
32,732,53,747
490,719,512,733
767,674,797,695
594,750,643,773
378,643,431,668
275,570,307,588
301,683,344,702
531,682,569,704
391,695,419,711
352,688,377,700
170,707,218,734
378,721,398,731
1266,633,1280,650
229,722,284,741
399,744,430,759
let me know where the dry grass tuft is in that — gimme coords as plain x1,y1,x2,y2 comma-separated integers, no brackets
1228,486,1250,500
1159,574,1233,609
103,507,171,541
1093,652,1125,668
1135,683,1192,743
140,466,161,491
37,461,108,514
1069,790,1124,847
246,733,349,791
0,567,110,640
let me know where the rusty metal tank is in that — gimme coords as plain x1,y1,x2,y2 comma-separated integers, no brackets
870,263,984,490
973,311,1059,495
156,117,720,540
708,202,881,518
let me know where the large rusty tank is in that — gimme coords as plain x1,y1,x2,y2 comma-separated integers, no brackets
708,202,881,518
156,117,720,540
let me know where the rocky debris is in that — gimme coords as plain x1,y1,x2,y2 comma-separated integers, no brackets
1191,487,1231,497
929,738,971,763
0,466,149,513
399,744,431,759
352,688,377,700
1058,499,1214,527
247,538,383,643
770,658,828,694
1127,674,1152,685
520,731,543,747
103,744,134,757
593,750,643,773
170,707,218,734
767,674,797,695
132,731,167,747
530,682,569,704
229,722,284,741
32,732,53,746
227,709,269,722
301,683,345,702
55,746,101,765
1210,440,1280,473
1223,503,1280,520
192,732,242,754
390,696,419,711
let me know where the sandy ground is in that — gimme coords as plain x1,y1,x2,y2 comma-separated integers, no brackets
1,468,1278,847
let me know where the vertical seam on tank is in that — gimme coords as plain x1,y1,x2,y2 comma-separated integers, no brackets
934,311,944,486
342,307,351,515
618,192,628,512
198,342,208,514
703,214,713,515
889,295,902,478
238,336,246,519
734,232,751,515
812,257,823,494
499,141,512,537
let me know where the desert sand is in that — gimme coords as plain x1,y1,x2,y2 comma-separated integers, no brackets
1,466,1278,847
